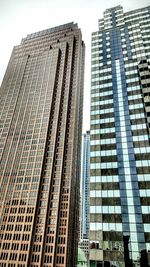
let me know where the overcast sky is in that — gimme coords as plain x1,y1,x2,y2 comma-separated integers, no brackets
0,0,150,132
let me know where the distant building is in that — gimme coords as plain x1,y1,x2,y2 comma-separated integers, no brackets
0,23,85,266
80,131,90,240
80,131,90,264
90,5,150,267
79,239,90,266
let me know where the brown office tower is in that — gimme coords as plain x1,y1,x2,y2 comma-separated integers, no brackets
0,23,85,267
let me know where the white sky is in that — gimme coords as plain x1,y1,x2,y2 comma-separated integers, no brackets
0,0,150,132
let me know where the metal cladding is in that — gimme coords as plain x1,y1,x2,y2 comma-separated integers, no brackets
0,22,85,267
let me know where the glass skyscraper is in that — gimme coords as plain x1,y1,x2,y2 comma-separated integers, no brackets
0,23,85,267
80,131,90,264
80,131,90,240
90,5,150,267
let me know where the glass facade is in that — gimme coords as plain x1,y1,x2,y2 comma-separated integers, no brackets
0,23,85,267
90,5,150,267
80,131,90,264
80,131,90,240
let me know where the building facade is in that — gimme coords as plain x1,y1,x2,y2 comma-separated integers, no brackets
0,23,85,267
79,239,89,266
90,5,150,267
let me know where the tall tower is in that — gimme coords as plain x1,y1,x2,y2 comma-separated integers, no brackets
80,131,90,240
0,22,85,267
90,5,150,267
79,131,90,264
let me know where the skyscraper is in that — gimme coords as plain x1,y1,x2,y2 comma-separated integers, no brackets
80,131,90,240
90,5,150,267
0,22,85,267
80,131,90,264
